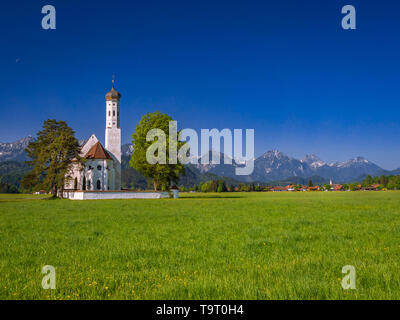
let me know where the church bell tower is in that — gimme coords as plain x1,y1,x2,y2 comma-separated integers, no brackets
105,79,122,190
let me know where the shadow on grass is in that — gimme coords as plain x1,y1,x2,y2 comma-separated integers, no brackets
43,196,60,200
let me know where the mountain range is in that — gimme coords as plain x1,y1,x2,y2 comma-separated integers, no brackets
1,137,399,187
0,136,34,162
191,150,388,183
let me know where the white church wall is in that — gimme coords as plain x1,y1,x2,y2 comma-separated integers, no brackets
84,159,112,191
63,191,169,200
80,134,99,156
64,162,84,190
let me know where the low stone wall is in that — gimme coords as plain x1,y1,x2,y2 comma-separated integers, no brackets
63,190,169,200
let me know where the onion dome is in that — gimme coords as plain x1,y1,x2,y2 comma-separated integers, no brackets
105,80,121,100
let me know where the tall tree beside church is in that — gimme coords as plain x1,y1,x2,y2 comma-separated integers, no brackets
21,119,82,198
130,111,187,191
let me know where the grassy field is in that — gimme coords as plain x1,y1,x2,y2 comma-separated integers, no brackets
1,191,400,300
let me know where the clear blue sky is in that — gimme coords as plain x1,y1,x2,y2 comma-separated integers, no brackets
1,0,399,169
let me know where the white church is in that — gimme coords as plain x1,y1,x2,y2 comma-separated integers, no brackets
64,81,168,200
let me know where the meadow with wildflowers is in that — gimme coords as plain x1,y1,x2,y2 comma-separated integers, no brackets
1,191,400,299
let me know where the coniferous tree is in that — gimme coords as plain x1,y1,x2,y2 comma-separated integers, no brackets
363,174,373,187
21,119,82,198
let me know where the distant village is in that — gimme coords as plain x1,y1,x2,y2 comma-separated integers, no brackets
267,183,381,192
178,177,392,193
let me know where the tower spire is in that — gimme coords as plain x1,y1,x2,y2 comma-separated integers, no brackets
105,76,122,190
105,76,121,100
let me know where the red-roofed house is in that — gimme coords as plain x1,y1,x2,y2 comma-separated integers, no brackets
333,184,344,191
364,184,381,191
270,186,287,192
285,184,295,191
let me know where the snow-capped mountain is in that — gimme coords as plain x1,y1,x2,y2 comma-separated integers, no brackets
315,156,383,182
333,156,372,168
193,150,248,180
301,154,326,168
195,150,386,183
250,150,314,182
122,143,134,157
0,136,34,162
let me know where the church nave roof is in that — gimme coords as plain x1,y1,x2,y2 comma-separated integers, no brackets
84,141,112,160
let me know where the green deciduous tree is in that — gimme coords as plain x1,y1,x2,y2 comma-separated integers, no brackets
323,184,331,191
130,111,187,191
0,179,19,193
21,119,82,198
349,183,359,191
217,181,228,192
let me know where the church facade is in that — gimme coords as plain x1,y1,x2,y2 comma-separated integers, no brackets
65,81,122,191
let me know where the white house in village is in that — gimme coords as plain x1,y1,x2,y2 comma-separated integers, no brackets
64,81,168,200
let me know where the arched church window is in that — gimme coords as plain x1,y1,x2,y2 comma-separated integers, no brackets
74,177,78,190
109,111,111,117
87,180,91,190
97,165,102,170
117,111,119,116
97,180,101,190
82,177,86,191
113,110,115,116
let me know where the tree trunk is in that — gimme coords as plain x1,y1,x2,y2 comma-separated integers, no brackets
53,185,58,198
153,180,158,191
60,185,64,199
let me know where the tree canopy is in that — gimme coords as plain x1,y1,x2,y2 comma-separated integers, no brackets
130,112,187,191
21,119,82,197
361,173,400,190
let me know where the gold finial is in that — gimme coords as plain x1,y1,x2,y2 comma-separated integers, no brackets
112,75,115,88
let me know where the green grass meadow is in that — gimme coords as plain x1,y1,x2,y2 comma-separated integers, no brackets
1,191,400,300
